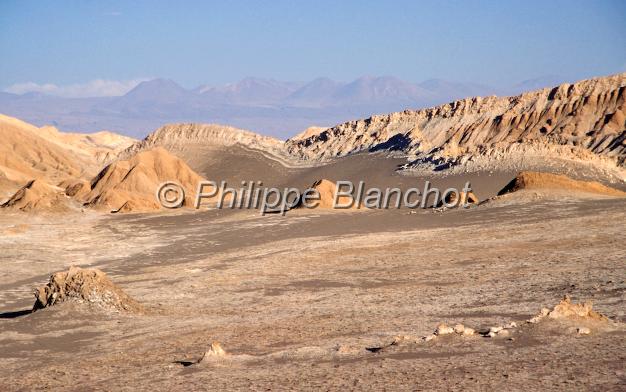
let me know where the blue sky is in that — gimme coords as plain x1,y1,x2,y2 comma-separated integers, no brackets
1,0,624,95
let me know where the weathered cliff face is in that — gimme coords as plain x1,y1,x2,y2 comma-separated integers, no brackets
285,73,626,176
119,74,625,182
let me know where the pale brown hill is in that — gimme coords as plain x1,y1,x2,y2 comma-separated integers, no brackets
1,179,71,212
0,115,87,189
121,122,312,173
37,125,135,164
0,114,134,201
58,178,91,199
497,171,626,197
124,123,285,156
285,73,626,179
84,147,205,212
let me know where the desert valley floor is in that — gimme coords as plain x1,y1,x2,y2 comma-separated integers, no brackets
1,181,625,390
1,73,626,390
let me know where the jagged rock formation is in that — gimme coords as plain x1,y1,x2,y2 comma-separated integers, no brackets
58,178,91,199
528,295,608,324
84,147,205,212
288,126,328,142
33,266,142,312
285,73,626,179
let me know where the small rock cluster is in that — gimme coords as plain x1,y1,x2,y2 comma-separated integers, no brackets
526,295,609,335
422,323,476,341
527,295,607,323
528,307,551,324
484,322,518,338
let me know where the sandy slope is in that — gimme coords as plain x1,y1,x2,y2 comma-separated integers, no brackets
1,179,70,212
497,171,626,197
36,125,135,164
0,114,135,202
0,115,87,186
84,147,205,212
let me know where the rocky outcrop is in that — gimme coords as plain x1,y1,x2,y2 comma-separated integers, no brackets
33,266,142,312
443,190,479,206
288,126,328,142
527,295,608,324
285,73,626,176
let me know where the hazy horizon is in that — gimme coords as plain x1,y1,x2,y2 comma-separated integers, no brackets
1,0,624,137
1,0,624,97
1,72,600,139
2,73,579,99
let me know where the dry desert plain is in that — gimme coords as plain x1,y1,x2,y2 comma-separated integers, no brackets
1,73,626,391
1,165,626,391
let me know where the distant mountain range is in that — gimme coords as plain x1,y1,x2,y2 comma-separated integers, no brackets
0,75,571,139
